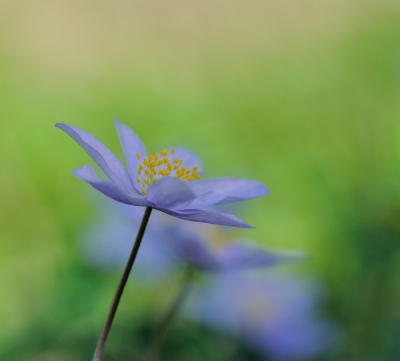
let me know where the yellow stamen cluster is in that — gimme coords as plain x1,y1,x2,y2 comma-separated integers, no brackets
136,148,201,195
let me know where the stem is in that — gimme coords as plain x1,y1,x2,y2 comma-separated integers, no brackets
143,266,195,361
92,206,153,361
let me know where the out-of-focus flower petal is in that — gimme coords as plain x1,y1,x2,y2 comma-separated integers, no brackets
258,316,341,360
147,177,195,210
186,272,342,360
80,198,175,283
114,118,147,195
163,226,218,270
217,244,308,271
73,165,151,207
56,123,134,193
187,178,270,209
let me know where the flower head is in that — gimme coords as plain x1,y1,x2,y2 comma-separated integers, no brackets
56,119,269,228
134,148,201,196
186,272,342,360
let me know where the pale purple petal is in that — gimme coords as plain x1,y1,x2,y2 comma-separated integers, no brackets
257,318,341,360
114,118,147,195
186,273,342,359
187,178,270,209
162,209,255,228
163,226,218,270
56,123,134,193
73,165,151,207
217,244,308,271
147,177,195,210
171,147,203,174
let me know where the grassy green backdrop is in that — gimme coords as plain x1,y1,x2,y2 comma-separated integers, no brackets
1,1,400,360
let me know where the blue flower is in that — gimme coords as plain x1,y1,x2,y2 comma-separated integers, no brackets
56,119,269,228
186,272,342,360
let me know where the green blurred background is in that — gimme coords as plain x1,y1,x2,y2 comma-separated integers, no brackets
1,1,400,360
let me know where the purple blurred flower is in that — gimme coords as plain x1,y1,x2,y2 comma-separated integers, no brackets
56,119,269,228
162,221,306,272
186,272,342,360
81,199,305,278
80,201,175,281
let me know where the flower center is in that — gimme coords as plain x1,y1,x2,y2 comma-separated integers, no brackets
135,148,201,195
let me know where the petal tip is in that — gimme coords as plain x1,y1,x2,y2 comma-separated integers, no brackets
72,165,93,178
55,123,73,133
261,184,271,196
236,221,256,229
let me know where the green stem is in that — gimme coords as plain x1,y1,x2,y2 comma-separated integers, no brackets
143,266,195,361
92,206,153,361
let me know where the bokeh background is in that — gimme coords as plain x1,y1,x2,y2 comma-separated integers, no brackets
1,1,400,360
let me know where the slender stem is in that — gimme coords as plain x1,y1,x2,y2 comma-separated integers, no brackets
143,266,195,361
92,206,153,361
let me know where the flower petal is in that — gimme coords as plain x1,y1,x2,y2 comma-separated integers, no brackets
56,123,135,193
114,118,147,195
187,178,270,209
163,225,218,270
162,209,255,228
217,244,308,271
171,147,203,174
73,165,152,207
146,177,196,210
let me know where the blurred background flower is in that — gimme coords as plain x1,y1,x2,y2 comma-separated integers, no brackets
1,0,400,360
80,200,176,283
80,196,304,279
81,197,310,360
186,271,342,360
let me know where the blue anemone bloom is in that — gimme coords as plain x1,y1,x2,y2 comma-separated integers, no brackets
56,119,269,228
